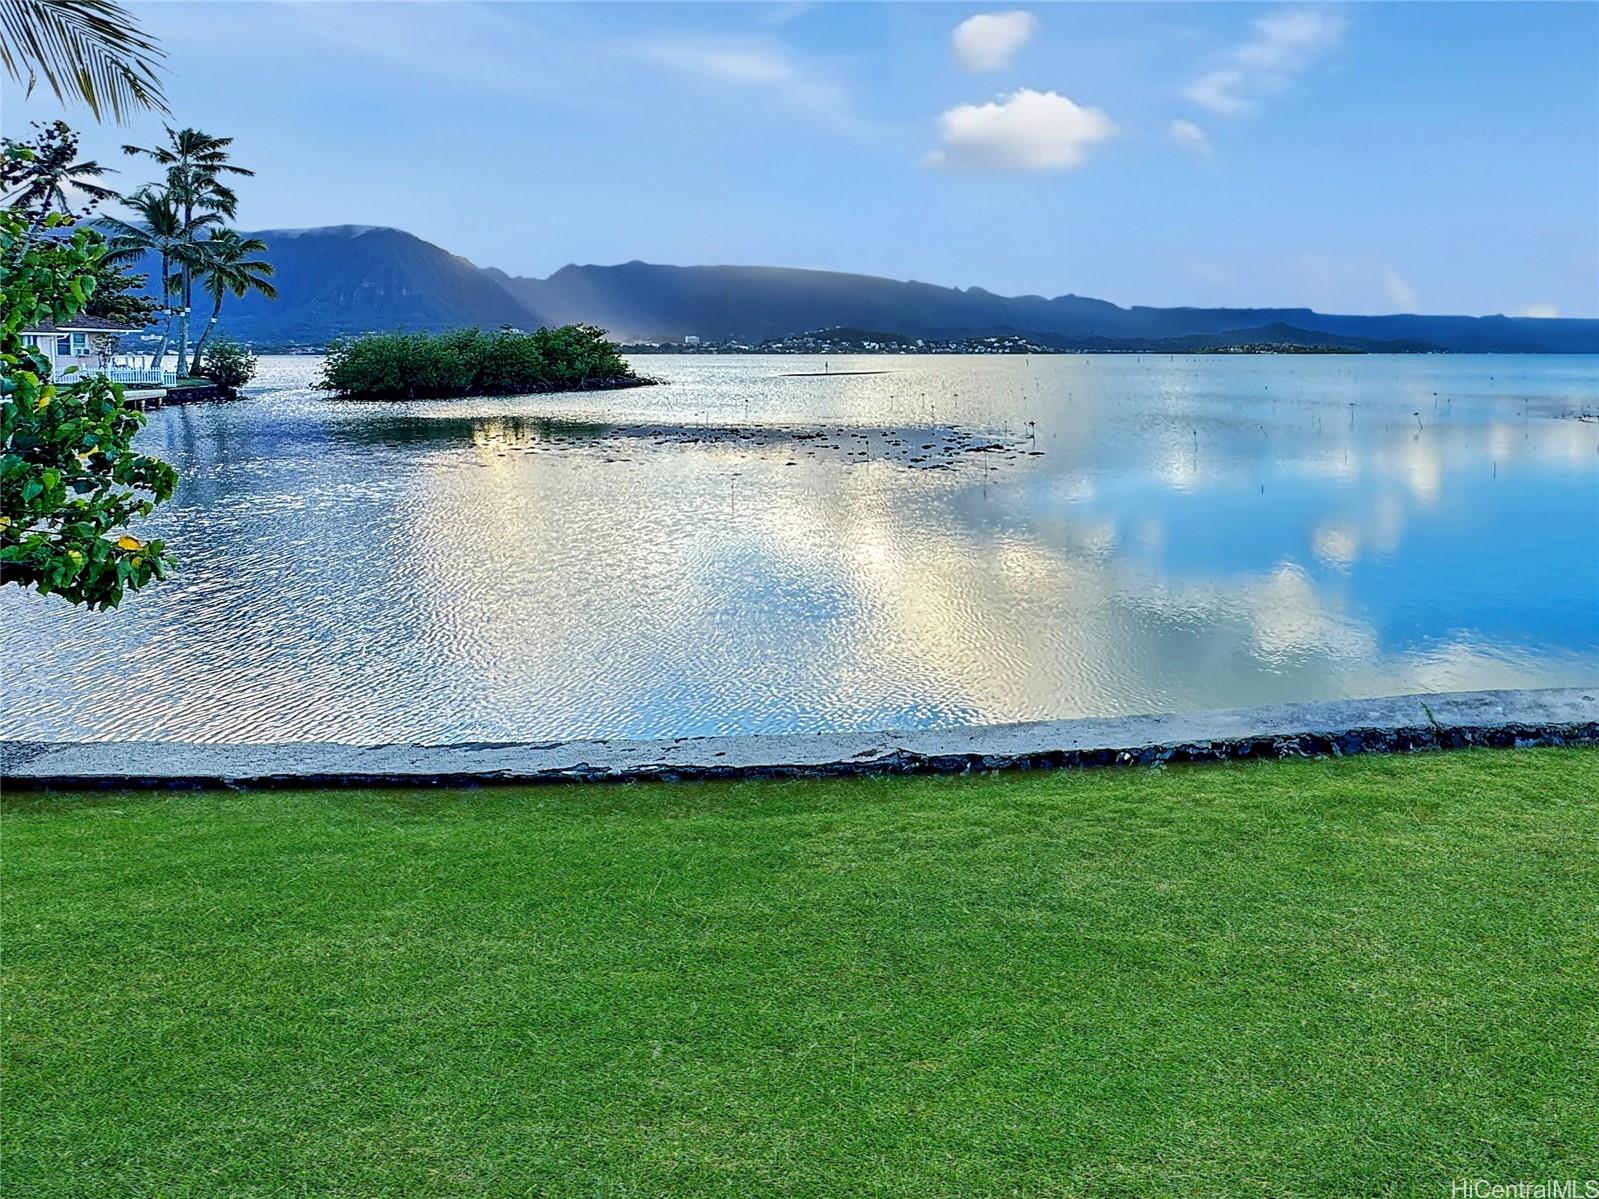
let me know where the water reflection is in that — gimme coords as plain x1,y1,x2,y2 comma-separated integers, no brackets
4,353,1596,743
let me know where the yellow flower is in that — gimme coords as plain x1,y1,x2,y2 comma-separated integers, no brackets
116,534,145,551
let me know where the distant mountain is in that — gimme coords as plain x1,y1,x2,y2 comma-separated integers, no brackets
120,225,533,344
231,226,533,342
484,261,1127,346
711,322,1439,354
122,224,1598,352
493,260,1596,352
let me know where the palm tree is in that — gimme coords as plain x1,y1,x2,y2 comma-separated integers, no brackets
0,0,166,123
1,118,117,228
121,128,252,213
123,128,253,379
99,185,217,371
187,229,275,374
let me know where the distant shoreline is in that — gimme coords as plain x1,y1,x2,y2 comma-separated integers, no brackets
245,345,1427,357
633,346,1373,356
328,373,661,401
235,344,1597,357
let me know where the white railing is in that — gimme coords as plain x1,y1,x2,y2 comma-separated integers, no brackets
105,367,178,386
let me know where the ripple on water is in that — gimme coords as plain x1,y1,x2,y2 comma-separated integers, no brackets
3,353,1597,742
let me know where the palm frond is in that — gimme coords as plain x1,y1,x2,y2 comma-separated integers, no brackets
66,159,119,200
196,228,278,302
97,213,149,241
67,156,114,178
120,127,177,163
168,171,240,218
125,128,254,176
0,0,167,123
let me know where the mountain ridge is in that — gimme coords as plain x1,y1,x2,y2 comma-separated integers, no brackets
125,224,1598,352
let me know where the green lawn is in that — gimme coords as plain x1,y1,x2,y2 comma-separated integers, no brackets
4,749,1596,1197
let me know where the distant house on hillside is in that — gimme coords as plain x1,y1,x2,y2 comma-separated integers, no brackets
17,316,176,386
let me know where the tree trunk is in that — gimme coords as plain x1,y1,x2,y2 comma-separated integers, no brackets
189,296,224,374
183,266,204,376
175,196,193,377
176,305,190,379
150,250,173,369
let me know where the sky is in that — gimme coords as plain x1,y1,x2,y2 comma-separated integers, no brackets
4,1,1597,316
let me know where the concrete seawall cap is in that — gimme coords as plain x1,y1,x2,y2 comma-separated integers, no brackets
3,687,1595,791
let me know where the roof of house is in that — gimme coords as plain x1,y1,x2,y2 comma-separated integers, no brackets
20,316,140,335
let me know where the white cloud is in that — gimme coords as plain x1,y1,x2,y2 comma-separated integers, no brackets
1169,118,1213,156
760,2,815,26
690,49,798,85
1516,303,1560,319
1185,7,1346,116
952,11,1038,72
1381,265,1418,311
639,38,852,121
929,88,1114,170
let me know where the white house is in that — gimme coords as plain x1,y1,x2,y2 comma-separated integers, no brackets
17,316,176,386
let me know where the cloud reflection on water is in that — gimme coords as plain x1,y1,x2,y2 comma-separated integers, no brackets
2,353,1595,742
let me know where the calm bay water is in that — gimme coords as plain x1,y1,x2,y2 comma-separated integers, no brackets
4,353,1597,744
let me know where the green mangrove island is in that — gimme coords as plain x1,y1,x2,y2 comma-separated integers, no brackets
321,325,656,400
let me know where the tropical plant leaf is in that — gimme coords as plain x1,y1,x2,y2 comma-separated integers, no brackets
0,0,167,123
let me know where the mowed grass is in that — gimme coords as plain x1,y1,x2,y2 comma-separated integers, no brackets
4,749,1597,1198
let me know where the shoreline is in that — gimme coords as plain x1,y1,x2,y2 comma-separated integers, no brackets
3,686,1593,791
325,373,660,402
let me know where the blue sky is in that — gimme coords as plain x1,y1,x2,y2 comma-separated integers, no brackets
5,1,1597,315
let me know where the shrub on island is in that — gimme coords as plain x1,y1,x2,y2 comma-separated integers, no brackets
320,325,652,400
195,337,258,394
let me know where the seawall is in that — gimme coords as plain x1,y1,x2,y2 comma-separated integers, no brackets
3,687,1594,791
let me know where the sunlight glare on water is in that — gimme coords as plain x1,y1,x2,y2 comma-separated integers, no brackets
4,353,1597,743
